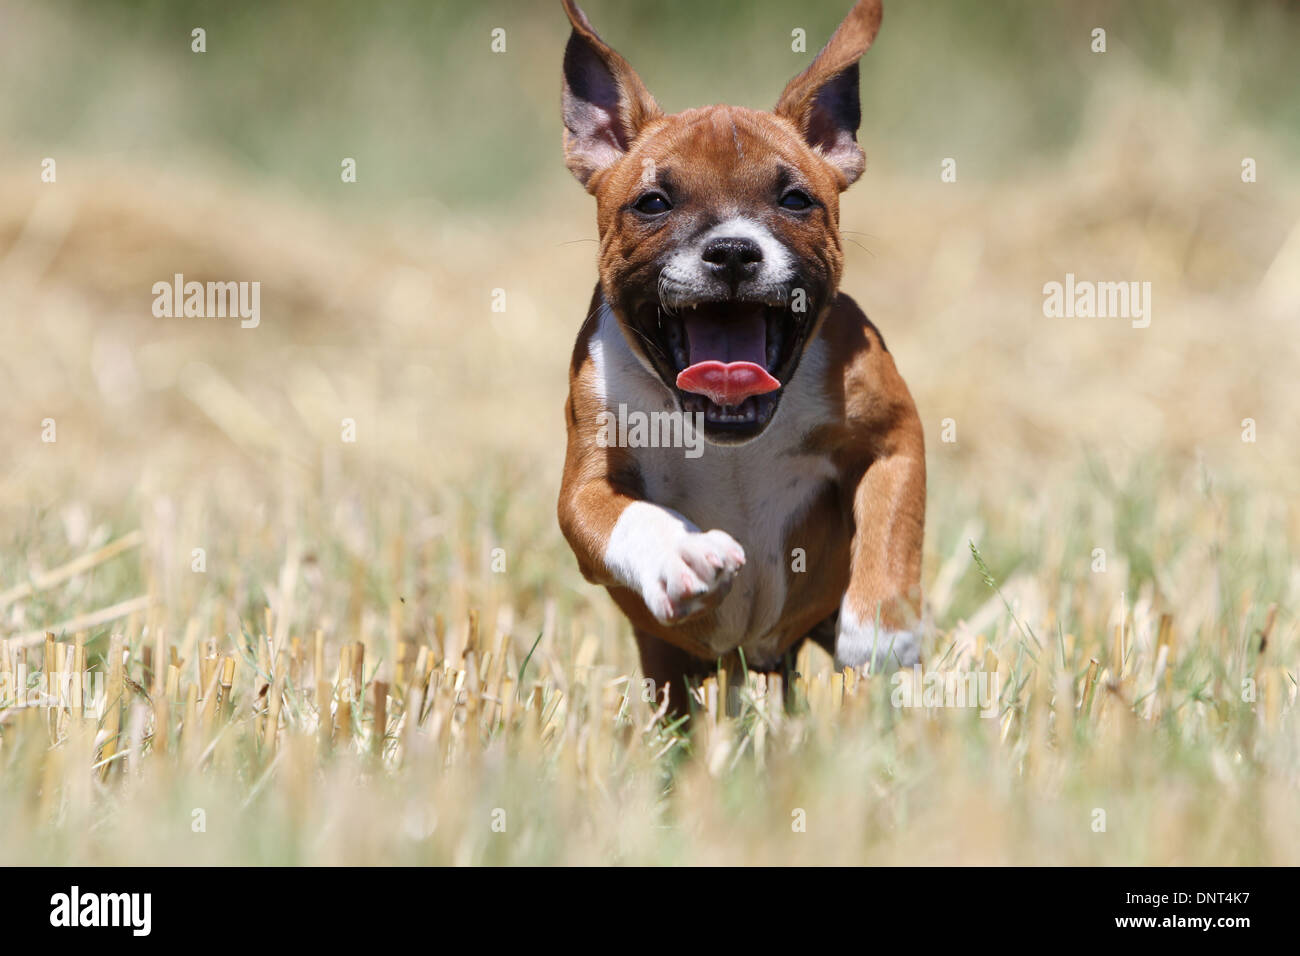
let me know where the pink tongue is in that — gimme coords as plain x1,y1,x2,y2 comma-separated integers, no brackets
674,310,781,407
677,361,779,407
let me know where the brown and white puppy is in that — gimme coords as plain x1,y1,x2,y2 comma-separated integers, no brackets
556,0,925,698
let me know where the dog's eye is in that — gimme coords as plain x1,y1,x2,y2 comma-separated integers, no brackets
633,192,672,215
779,189,813,211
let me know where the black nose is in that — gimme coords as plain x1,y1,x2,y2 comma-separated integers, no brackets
701,236,763,286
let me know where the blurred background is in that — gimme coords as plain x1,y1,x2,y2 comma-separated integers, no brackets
0,0,1298,864
3,0,1299,655
3,0,1298,630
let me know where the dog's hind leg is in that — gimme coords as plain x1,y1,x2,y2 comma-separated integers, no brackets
804,611,840,658
634,631,712,716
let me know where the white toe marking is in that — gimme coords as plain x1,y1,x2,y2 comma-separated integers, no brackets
834,605,922,673
605,502,746,624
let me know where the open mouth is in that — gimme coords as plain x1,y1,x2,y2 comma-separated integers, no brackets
639,298,806,440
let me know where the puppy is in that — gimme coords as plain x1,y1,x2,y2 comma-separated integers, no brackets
556,0,925,701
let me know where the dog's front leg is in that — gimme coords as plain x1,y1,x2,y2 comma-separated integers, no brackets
557,381,745,625
834,417,927,674
560,481,745,625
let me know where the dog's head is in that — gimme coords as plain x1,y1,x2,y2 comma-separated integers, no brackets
562,0,881,444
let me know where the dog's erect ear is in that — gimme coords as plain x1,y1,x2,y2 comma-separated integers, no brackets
561,0,661,191
774,0,882,188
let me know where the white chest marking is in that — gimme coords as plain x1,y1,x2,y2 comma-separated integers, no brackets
590,305,838,662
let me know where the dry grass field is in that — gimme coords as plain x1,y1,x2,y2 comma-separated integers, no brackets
1,0,1298,865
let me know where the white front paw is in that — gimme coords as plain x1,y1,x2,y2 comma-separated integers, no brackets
642,528,745,624
605,503,745,625
834,606,921,673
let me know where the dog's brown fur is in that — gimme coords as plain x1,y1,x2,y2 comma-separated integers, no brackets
556,0,925,700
